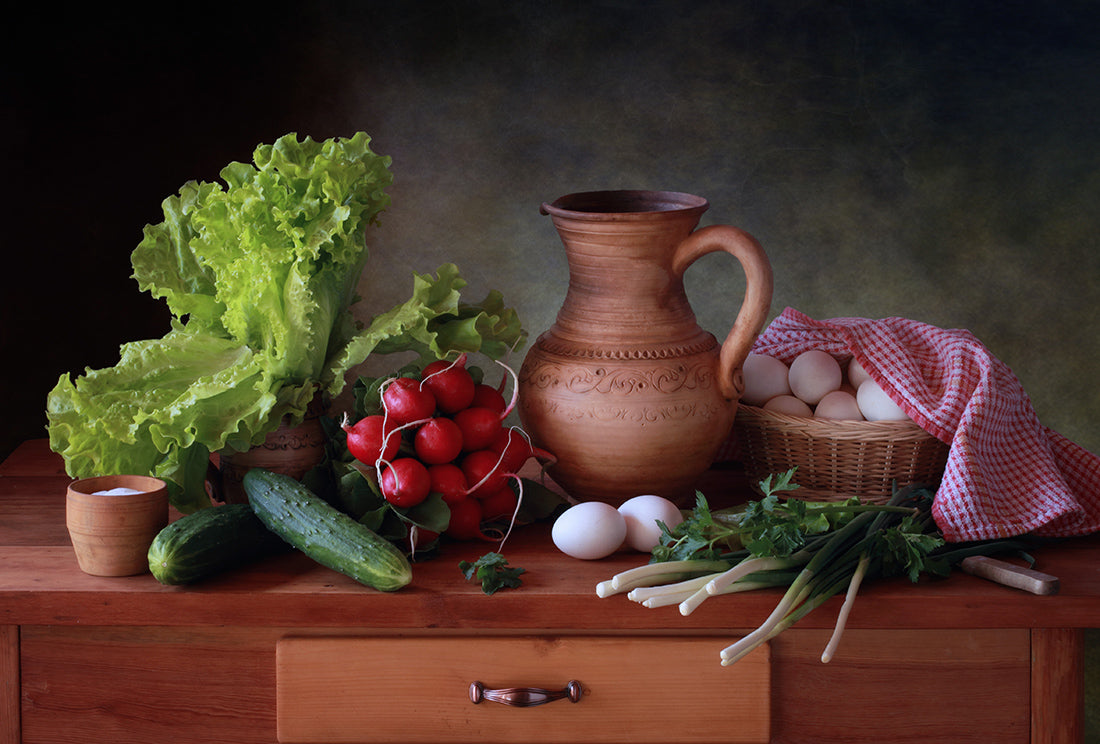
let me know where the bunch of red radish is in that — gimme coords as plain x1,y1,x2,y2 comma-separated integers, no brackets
341,355,554,543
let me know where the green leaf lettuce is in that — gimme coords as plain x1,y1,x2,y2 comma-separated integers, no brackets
47,133,524,513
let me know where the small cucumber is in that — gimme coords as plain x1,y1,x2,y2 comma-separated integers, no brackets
243,468,412,592
148,503,290,585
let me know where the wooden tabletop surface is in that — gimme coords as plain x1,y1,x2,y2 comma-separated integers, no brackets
3,439,1099,632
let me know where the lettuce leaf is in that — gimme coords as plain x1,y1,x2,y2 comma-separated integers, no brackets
47,133,524,513
334,263,526,373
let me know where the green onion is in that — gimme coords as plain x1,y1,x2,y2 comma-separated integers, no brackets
598,470,1037,667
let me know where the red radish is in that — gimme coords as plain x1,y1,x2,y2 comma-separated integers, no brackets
381,377,436,425
453,406,504,452
421,357,476,414
461,448,509,499
479,485,518,521
445,498,485,541
427,463,469,505
413,417,464,465
342,414,399,465
379,457,432,508
470,383,506,414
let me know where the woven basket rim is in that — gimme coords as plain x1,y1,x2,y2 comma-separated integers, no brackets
734,404,942,444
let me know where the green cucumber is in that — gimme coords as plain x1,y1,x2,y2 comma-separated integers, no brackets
148,503,290,585
243,468,412,592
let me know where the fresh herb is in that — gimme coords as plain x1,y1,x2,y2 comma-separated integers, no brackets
654,468,877,563
738,471,833,557
651,495,728,562
460,552,526,595
600,471,1031,666
875,514,949,582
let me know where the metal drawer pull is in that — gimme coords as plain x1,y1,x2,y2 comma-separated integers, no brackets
469,680,583,707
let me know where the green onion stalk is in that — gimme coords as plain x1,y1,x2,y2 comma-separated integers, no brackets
597,470,1038,667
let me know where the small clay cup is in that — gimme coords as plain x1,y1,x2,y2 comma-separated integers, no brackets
66,475,169,577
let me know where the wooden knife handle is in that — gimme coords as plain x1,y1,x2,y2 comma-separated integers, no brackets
959,556,1060,595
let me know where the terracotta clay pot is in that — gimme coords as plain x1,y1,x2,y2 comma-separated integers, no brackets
216,394,328,504
66,474,169,576
518,190,773,504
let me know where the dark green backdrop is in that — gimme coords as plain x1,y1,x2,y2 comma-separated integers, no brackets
4,1,1098,734
6,2,1097,459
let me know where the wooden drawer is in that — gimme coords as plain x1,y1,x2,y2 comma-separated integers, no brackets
275,635,770,744
15,625,1032,743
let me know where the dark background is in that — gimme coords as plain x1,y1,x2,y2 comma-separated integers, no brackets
3,1,1099,729
5,2,1097,464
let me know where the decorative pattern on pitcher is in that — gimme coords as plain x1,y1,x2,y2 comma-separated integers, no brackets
522,360,718,396
538,398,724,423
538,336,718,360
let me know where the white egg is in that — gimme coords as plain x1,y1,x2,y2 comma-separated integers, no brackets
847,357,872,389
788,350,843,405
814,390,864,421
741,354,791,407
551,501,627,560
762,394,814,417
856,379,910,422
617,494,684,553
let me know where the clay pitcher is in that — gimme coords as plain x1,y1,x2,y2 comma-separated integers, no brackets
517,190,773,504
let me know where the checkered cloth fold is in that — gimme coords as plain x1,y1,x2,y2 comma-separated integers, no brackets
750,307,1100,542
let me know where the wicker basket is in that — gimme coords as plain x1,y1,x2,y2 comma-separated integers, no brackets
731,405,950,504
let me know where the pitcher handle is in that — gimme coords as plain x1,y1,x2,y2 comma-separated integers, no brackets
671,224,773,401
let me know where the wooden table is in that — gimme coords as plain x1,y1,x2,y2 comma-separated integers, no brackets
1,439,1096,743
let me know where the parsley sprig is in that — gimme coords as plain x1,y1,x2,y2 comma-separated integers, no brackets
459,552,526,595
654,468,884,563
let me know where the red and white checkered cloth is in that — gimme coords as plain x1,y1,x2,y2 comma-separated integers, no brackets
749,307,1100,542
